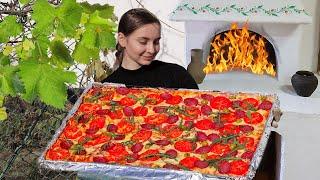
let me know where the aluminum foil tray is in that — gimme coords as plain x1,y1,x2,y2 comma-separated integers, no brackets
39,82,280,180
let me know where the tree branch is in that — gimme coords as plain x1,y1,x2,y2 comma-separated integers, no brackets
0,10,30,16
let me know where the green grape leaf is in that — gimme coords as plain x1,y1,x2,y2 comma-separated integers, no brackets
82,17,116,50
74,28,85,40
96,26,116,49
0,65,18,95
81,24,96,49
32,35,50,59
0,53,10,66
16,39,35,60
18,60,77,109
0,107,7,121
80,2,114,19
31,0,56,36
0,16,23,43
12,73,25,94
49,57,70,69
50,40,73,64
16,44,25,59
80,13,90,24
23,39,35,51
3,45,14,56
88,11,117,27
106,19,117,28
0,95,3,106
56,0,83,37
20,0,30,4
88,11,110,25
72,42,99,64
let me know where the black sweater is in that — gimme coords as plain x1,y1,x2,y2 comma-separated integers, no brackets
102,60,199,89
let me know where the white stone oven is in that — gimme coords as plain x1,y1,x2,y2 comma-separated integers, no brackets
170,0,313,84
169,1,319,179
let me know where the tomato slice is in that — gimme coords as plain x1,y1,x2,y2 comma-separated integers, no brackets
146,94,163,105
108,109,123,119
244,112,263,124
144,114,168,125
119,97,136,106
221,112,237,123
179,157,200,169
194,119,214,130
241,98,259,110
139,149,160,161
211,144,231,155
107,143,128,157
134,106,148,116
78,103,101,113
174,140,197,152
210,96,232,110
207,154,220,160
100,91,115,101
230,160,249,175
218,124,240,135
131,130,152,142
85,135,111,146
63,126,82,139
117,120,135,134
161,124,183,138
89,117,105,130
186,106,201,120
46,148,70,160
179,106,201,121
238,136,255,151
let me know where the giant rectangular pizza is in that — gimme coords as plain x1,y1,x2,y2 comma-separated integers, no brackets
41,83,277,179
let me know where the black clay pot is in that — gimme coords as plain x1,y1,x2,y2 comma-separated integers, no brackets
291,71,318,97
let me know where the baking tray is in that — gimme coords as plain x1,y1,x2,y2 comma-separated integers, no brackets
38,82,280,180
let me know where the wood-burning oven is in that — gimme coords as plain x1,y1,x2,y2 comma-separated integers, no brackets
170,0,314,179
170,0,312,85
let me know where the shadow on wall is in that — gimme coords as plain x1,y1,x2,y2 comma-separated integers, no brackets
253,131,281,180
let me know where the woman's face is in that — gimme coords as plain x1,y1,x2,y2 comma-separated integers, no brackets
119,23,161,69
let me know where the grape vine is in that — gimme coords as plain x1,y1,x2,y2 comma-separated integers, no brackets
0,0,117,114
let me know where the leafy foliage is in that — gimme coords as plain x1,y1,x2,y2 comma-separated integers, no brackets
0,65,19,95
80,2,115,19
19,60,77,108
0,0,117,110
0,95,7,121
0,16,23,43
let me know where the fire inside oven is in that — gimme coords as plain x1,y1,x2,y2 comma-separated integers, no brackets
204,23,277,77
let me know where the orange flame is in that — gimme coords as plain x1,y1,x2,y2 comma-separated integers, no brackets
204,23,276,76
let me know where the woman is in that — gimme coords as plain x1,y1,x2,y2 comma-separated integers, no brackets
102,8,198,89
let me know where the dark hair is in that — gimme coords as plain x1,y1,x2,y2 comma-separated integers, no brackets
115,8,161,67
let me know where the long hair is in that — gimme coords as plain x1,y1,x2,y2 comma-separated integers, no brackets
114,8,161,68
